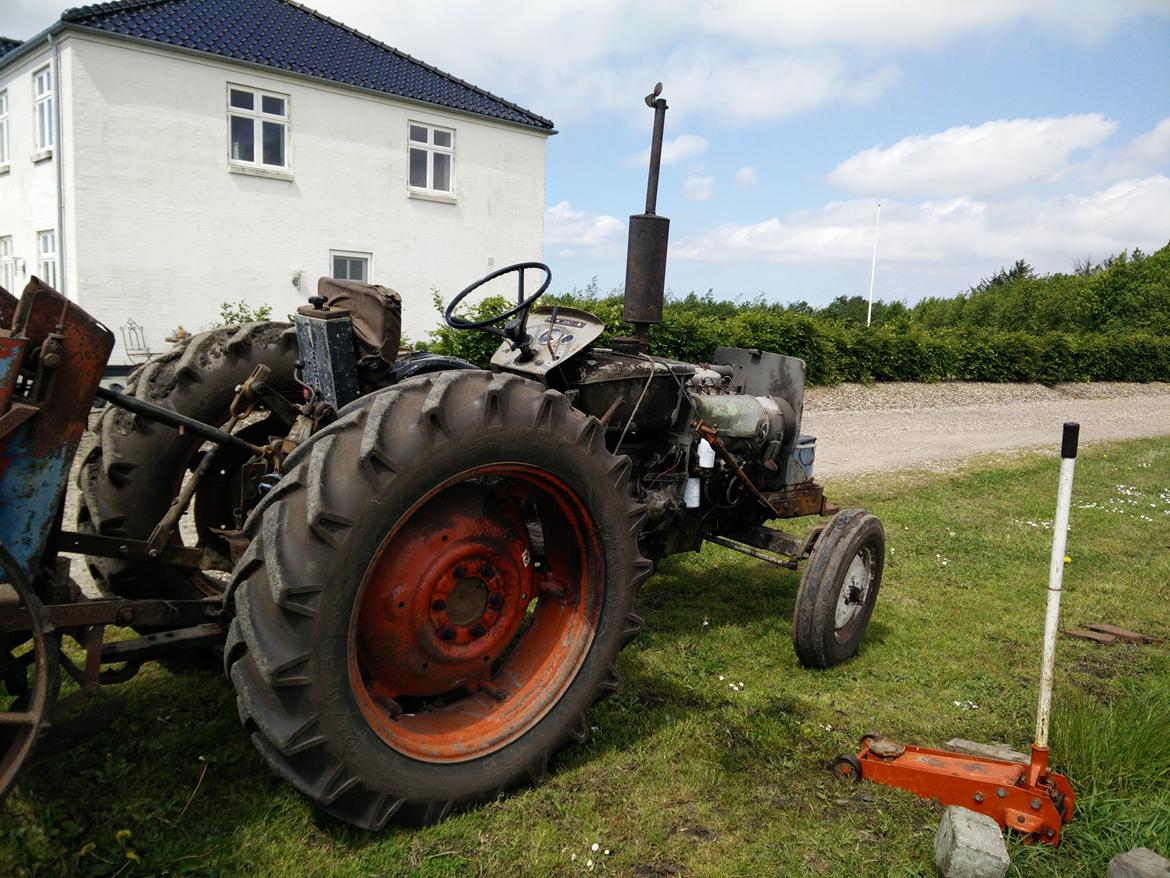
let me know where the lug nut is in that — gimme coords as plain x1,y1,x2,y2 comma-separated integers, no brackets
480,562,495,577
471,624,486,638
454,565,467,578
488,593,503,609
432,599,447,611
440,627,456,641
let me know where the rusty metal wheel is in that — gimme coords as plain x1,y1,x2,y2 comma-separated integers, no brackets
832,753,862,782
227,371,651,828
0,545,59,804
792,509,884,669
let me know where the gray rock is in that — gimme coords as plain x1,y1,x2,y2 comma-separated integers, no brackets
1108,847,1170,878
934,806,1010,878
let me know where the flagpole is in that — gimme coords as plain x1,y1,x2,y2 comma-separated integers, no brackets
867,202,881,327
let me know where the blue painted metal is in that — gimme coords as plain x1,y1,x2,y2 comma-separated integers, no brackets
0,279,113,583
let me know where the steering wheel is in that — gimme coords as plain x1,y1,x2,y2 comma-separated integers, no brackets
444,262,551,351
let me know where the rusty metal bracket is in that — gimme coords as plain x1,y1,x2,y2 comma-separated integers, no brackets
55,530,231,571
0,596,222,634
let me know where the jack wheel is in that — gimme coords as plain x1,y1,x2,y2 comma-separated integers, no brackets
833,754,862,782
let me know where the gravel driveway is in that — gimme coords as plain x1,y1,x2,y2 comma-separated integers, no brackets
803,381,1170,478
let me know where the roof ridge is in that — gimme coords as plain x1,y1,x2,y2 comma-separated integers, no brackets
278,0,553,129
62,0,177,23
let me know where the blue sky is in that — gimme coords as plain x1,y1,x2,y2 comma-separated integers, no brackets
8,1,1170,307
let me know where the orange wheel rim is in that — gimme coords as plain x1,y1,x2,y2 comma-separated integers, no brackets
349,463,604,763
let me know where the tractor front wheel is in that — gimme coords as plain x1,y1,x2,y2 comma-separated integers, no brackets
226,371,651,828
792,509,884,669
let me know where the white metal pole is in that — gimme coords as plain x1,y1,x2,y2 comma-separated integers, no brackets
866,202,881,327
1034,422,1079,749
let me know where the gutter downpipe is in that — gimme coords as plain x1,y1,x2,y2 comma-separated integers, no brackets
48,33,66,300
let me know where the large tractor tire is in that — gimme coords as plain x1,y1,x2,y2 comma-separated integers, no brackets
226,371,652,828
78,322,300,601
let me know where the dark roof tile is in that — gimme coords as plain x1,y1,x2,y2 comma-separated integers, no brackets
58,0,552,129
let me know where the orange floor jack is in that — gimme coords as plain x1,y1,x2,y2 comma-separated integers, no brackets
834,423,1082,845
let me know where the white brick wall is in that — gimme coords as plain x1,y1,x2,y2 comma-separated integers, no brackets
2,31,550,363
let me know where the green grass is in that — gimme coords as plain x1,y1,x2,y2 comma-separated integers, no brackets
3,438,1169,877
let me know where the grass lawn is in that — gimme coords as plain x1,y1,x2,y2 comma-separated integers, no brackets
3,437,1168,877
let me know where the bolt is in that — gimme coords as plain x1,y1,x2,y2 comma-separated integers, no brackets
440,627,456,641
973,792,984,804
995,787,1007,799
480,562,495,578
471,624,486,638
488,593,503,609
454,565,467,578
117,606,135,624
147,548,161,558
1046,829,1056,839
1031,798,1041,810
432,599,447,611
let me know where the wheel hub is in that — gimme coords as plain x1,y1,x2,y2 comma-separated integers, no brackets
355,485,534,700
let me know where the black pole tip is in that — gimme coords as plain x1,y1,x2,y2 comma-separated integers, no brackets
1061,422,1080,459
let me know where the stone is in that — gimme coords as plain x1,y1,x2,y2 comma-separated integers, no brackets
934,806,1010,878
943,738,1029,766
1108,847,1170,878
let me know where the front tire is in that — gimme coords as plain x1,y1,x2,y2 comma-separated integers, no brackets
792,509,884,669
226,371,651,828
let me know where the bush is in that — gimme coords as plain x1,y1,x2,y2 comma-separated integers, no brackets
424,250,1170,383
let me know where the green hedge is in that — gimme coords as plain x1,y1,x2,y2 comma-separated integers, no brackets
425,293,1170,384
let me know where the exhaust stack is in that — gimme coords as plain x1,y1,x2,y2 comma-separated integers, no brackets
622,83,670,353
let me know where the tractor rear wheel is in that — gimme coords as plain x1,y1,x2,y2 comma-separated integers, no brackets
226,371,651,828
792,509,884,669
78,322,300,601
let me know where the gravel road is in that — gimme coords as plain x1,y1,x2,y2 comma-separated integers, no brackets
803,381,1170,478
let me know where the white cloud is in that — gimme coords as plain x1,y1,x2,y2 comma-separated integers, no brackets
735,166,760,186
673,176,1170,271
299,0,1170,125
624,134,708,168
683,175,715,201
544,201,625,252
1095,117,1170,182
827,114,1119,197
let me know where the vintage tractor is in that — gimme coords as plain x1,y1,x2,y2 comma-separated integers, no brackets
0,86,884,828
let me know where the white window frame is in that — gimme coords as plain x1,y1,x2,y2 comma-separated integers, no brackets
227,84,290,171
33,66,53,153
407,122,455,197
329,250,371,283
37,229,57,289
0,236,14,292
0,91,9,167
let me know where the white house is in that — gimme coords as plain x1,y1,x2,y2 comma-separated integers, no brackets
0,0,554,363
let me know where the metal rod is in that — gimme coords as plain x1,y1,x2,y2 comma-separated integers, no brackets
644,85,667,215
1034,421,1079,750
94,384,262,455
706,535,797,569
866,202,881,327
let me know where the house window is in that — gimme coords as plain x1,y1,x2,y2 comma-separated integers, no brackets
37,229,57,289
0,91,9,165
408,123,454,195
0,237,14,292
228,85,288,169
331,251,370,282
33,66,53,152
